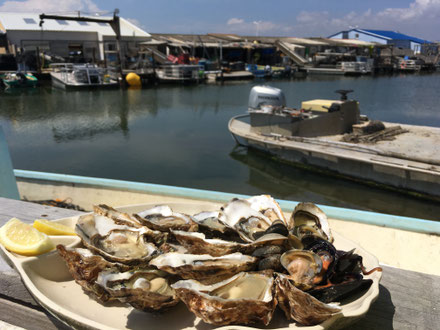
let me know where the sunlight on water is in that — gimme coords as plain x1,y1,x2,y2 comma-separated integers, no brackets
1,74,440,220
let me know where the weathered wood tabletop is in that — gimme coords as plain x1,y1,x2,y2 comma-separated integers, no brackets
0,197,438,330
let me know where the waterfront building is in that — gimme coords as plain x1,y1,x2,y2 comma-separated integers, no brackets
0,12,151,63
328,28,431,53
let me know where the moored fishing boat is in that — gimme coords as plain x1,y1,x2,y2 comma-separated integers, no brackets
155,64,201,83
50,63,118,90
228,86,440,200
2,72,38,88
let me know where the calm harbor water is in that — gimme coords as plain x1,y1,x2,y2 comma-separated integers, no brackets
1,73,440,221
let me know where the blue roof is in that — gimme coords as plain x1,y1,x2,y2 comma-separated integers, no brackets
359,29,431,44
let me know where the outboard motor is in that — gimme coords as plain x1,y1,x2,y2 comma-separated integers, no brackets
335,89,354,101
248,86,286,110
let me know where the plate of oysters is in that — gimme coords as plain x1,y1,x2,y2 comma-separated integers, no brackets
0,195,382,330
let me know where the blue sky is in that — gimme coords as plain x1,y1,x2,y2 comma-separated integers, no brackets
1,0,439,40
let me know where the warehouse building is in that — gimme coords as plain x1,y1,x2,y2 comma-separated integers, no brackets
0,12,151,62
329,28,431,53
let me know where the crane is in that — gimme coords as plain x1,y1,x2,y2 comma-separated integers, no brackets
39,9,124,78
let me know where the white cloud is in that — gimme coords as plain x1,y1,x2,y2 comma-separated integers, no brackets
224,17,280,36
0,0,101,14
227,18,244,25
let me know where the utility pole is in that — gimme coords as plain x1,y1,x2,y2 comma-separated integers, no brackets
39,9,124,79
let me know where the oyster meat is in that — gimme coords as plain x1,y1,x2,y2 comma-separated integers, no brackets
96,267,179,311
192,211,242,240
134,205,198,232
192,211,226,233
290,202,333,242
172,271,276,326
280,249,323,290
76,213,161,264
219,198,273,242
57,244,130,303
149,252,258,280
247,195,287,225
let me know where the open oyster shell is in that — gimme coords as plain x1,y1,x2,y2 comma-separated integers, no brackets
247,195,288,225
290,202,333,242
280,249,323,290
56,245,130,303
76,213,161,264
192,211,226,233
172,271,276,326
171,230,288,257
171,230,253,256
275,274,341,326
149,252,258,281
134,205,198,232
95,267,179,312
192,211,242,241
93,204,143,228
219,198,274,242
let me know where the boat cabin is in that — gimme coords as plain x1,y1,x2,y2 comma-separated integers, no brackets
248,86,360,137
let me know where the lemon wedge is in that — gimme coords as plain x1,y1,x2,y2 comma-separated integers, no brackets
0,218,55,256
33,219,77,236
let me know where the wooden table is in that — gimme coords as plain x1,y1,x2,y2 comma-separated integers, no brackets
0,197,439,330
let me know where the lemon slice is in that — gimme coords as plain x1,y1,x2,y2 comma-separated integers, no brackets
33,219,77,236
0,218,55,256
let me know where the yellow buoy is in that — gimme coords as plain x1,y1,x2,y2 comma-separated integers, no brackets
126,72,141,87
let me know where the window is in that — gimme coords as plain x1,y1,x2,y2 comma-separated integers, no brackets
56,20,68,25
355,33,359,39
23,18,36,24
77,21,88,26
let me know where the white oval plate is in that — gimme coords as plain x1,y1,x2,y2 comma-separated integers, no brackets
0,202,382,330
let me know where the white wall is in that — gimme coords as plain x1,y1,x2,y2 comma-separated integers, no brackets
330,30,388,44
347,31,387,44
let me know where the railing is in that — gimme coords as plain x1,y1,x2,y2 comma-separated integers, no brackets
159,65,200,81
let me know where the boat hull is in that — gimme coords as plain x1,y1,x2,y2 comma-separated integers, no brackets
50,73,119,90
229,115,440,200
206,71,254,81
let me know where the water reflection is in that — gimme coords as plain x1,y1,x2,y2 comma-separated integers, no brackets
1,74,440,221
0,86,164,142
229,147,440,221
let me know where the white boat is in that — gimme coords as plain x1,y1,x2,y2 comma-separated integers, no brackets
155,64,201,83
306,65,346,75
50,63,119,90
228,86,440,199
398,59,421,72
307,56,373,75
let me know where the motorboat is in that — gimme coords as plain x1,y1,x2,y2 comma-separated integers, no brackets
228,85,440,199
306,55,373,75
155,64,202,83
49,63,119,90
2,72,37,88
398,58,421,72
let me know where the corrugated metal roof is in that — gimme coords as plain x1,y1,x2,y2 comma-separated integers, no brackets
0,12,150,38
361,29,431,44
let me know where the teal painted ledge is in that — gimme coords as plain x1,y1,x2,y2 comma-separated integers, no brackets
14,169,440,235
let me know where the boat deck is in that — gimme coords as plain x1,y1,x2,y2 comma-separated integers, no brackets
0,197,439,329
229,116,440,198
322,122,440,166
